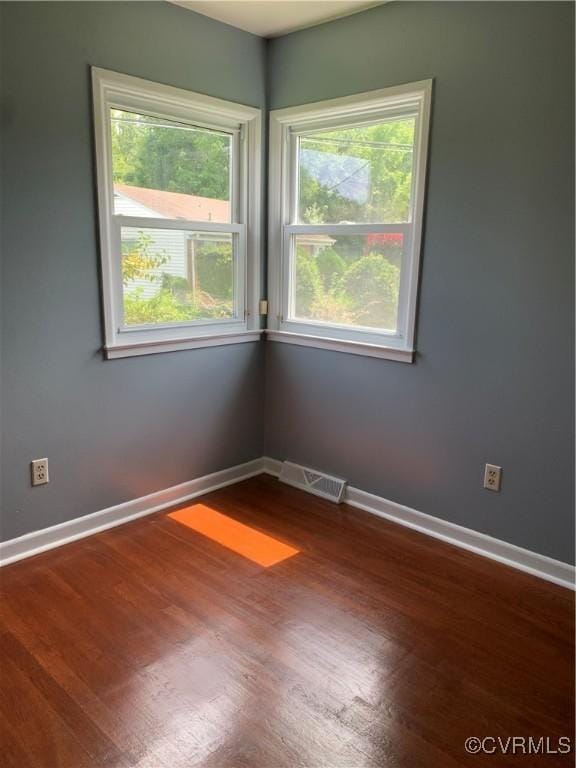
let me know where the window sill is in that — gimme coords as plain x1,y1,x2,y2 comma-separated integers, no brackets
105,330,262,359
265,330,414,363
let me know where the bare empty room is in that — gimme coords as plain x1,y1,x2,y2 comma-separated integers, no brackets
0,1,574,766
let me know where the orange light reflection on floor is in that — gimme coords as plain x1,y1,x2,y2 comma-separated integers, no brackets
167,504,299,567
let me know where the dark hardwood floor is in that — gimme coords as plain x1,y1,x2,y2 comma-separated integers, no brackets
1,475,574,767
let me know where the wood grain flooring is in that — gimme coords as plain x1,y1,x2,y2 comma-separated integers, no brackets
1,474,574,767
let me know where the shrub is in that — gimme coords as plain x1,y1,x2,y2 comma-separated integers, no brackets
337,253,400,329
295,249,322,316
123,288,200,325
316,248,346,291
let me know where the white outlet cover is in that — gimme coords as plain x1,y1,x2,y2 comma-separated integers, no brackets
31,458,49,486
484,463,502,492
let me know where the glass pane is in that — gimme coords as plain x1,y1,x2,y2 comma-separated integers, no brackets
121,227,234,326
111,110,232,223
298,119,415,224
291,232,404,332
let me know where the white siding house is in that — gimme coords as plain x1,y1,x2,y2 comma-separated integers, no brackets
115,187,188,298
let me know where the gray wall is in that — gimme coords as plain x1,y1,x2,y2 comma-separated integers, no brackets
0,2,266,540
2,2,573,566
265,2,575,564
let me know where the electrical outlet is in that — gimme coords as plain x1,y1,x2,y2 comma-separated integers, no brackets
31,458,49,486
484,463,502,492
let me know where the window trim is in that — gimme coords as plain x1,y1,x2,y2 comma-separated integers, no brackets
92,67,262,359
267,80,432,363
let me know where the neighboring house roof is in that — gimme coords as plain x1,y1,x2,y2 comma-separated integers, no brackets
114,183,230,222
115,184,335,248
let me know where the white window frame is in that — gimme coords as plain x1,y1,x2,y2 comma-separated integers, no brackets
267,80,432,363
92,67,262,359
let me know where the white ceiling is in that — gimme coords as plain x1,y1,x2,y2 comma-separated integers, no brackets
171,1,386,38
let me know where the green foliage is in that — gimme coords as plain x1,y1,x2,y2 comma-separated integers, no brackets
122,232,168,285
315,247,346,291
309,289,355,326
124,288,200,325
122,231,233,327
111,110,230,200
337,253,400,329
160,273,190,303
123,283,233,326
295,247,400,331
295,249,322,316
299,169,363,225
195,241,233,301
300,119,415,224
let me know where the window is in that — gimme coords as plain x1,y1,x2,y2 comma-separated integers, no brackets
92,68,262,358
268,81,432,362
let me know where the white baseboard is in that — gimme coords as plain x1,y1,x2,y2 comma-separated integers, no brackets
2,455,574,591
263,457,575,590
0,458,266,567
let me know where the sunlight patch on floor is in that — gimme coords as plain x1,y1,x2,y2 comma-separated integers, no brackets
167,504,299,567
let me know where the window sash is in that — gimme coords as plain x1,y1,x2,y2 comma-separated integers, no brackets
108,117,243,225
113,216,246,334
109,107,244,331
281,223,412,343
108,116,244,333
289,114,420,226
